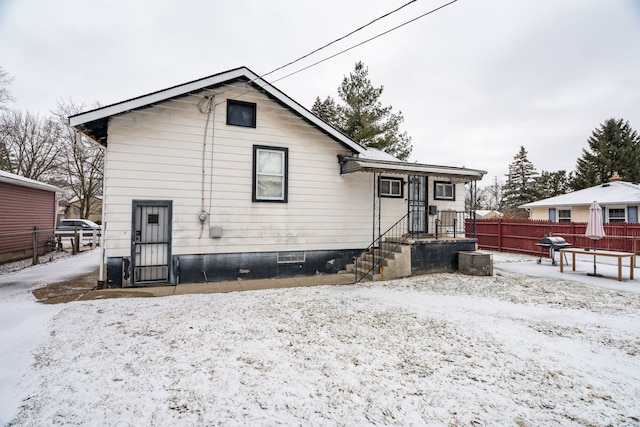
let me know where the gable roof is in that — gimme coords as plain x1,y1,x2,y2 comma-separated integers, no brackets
68,66,365,155
0,169,62,193
521,181,640,208
68,66,487,182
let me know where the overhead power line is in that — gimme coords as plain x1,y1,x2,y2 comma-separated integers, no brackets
262,0,420,79
271,0,460,84
214,0,459,105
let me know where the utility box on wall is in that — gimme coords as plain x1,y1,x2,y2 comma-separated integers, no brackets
209,226,223,238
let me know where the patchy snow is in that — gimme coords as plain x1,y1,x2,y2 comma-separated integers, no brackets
0,251,74,276
0,250,99,425
2,250,640,426
360,147,400,161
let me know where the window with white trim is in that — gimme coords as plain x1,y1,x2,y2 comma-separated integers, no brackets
434,181,455,200
253,145,288,202
558,209,571,222
379,177,403,198
608,208,626,223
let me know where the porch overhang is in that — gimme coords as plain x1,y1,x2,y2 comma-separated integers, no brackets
338,155,486,182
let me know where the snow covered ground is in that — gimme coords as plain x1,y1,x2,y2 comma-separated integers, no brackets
1,250,639,426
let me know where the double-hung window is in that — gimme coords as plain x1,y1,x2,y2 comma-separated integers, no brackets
253,145,288,202
558,209,571,222
608,208,626,223
434,181,455,200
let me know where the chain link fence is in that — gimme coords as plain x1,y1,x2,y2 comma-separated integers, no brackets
0,227,100,266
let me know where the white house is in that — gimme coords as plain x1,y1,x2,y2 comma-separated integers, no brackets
69,67,486,287
521,176,640,223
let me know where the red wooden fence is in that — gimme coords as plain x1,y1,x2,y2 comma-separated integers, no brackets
471,219,640,256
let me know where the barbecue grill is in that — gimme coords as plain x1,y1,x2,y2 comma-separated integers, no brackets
536,236,572,266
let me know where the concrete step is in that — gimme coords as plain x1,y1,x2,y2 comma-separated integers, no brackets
352,242,411,282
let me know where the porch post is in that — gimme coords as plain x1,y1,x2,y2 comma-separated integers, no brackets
372,172,381,273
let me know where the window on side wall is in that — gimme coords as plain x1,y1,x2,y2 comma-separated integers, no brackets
379,177,403,198
434,181,455,200
253,145,288,202
558,209,571,222
227,100,256,128
608,208,626,223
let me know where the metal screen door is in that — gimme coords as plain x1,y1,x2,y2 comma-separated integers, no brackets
408,175,427,233
132,201,171,285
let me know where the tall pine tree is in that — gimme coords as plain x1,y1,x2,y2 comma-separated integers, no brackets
572,118,640,189
501,146,539,210
312,61,412,160
536,170,571,199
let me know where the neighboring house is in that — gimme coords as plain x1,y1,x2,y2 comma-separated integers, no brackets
69,67,486,287
520,176,640,223
475,209,503,219
57,199,69,224
0,169,62,263
62,195,103,224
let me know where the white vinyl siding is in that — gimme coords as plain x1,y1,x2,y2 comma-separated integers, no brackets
101,82,408,257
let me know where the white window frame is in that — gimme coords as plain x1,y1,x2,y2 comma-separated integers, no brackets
434,181,455,200
557,208,571,222
253,145,288,202
607,206,626,223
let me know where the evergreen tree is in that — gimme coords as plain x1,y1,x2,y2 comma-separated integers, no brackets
572,118,640,189
501,146,539,209
312,61,412,160
536,170,571,199
311,96,339,126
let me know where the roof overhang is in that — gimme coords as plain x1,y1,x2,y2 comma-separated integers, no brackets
68,67,365,155
519,181,640,209
339,155,486,182
0,170,63,193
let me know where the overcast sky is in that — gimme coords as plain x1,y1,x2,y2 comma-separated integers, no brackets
1,0,639,184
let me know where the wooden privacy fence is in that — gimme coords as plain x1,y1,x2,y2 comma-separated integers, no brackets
470,219,640,256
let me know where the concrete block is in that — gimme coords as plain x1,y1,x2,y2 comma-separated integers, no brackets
458,251,493,276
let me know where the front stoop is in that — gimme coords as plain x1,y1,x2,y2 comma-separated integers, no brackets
348,242,412,282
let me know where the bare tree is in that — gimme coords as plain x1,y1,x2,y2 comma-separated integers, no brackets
0,67,14,110
53,100,104,219
0,109,63,181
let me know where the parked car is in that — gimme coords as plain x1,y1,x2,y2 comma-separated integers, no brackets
55,219,102,239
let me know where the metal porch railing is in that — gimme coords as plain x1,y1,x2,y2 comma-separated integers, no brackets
354,213,415,283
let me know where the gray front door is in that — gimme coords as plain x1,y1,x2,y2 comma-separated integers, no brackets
132,200,172,285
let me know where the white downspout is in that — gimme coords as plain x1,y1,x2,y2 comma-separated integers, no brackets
97,146,107,289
